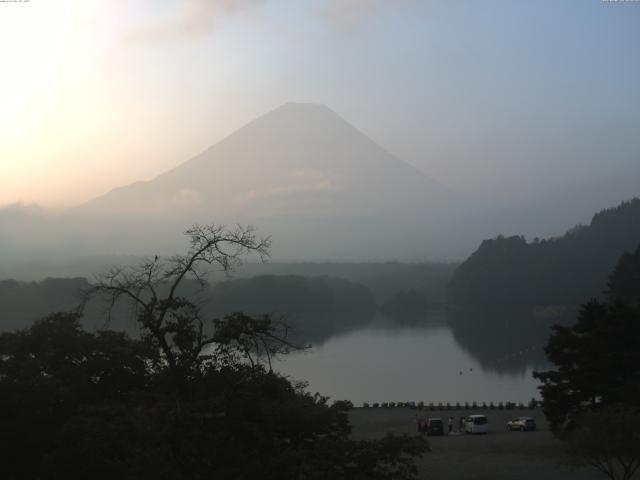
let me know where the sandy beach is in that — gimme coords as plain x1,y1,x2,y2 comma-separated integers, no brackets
349,407,603,480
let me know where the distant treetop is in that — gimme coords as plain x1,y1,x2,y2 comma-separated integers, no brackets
448,198,640,307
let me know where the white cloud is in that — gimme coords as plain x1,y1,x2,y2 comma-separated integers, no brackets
242,170,335,203
125,0,266,43
319,0,415,31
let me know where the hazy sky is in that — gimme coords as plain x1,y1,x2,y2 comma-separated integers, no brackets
1,0,639,209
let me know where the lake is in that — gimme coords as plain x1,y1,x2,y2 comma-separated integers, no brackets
275,311,550,405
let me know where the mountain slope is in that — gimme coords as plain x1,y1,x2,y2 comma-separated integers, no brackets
68,102,467,259
80,102,452,216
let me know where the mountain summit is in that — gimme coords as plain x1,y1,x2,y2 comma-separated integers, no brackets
70,103,467,259
82,102,452,217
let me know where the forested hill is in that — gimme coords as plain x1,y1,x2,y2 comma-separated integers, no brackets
448,198,640,307
0,275,377,344
0,277,90,331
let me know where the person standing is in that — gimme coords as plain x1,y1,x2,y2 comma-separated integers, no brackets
459,416,465,433
417,418,427,433
448,417,453,434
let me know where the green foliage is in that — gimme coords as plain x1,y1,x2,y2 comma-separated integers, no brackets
208,275,377,343
534,242,640,433
608,243,640,307
0,261,457,336
562,407,640,480
211,312,297,370
380,290,429,321
209,261,457,305
0,277,90,330
449,198,640,307
0,274,378,346
535,301,640,431
0,313,154,480
0,225,428,479
0,310,429,480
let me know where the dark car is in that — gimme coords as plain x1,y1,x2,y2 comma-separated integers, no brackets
427,418,444,436
506,417,536,431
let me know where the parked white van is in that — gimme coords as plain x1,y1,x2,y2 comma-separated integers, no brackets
465,415,489,434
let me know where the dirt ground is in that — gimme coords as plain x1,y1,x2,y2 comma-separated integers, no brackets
349,407,604,480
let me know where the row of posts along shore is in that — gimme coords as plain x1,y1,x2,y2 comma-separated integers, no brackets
356,400,539,410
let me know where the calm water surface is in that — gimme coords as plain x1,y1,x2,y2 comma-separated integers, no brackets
275,314,546,405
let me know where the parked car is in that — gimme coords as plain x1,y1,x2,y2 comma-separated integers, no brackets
506,417,536,431
427,418,444,436
464,415,489,434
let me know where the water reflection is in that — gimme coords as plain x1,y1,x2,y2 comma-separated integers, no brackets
447,308,554,375
276,310,555,405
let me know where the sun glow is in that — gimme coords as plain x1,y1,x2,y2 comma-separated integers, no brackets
0,1,119,206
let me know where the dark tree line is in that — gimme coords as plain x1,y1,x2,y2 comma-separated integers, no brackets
380,290,429,322
0,224,427,480
535,243,640,480
0,277,91,331
208,274,377,344
448,198,640,307
0,274,378,345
